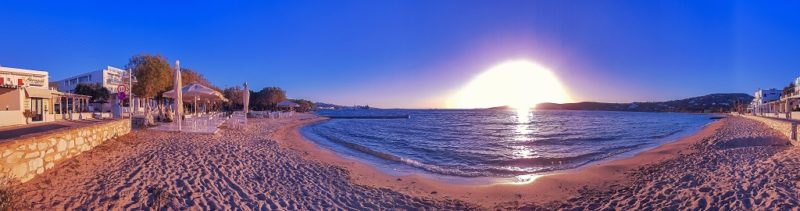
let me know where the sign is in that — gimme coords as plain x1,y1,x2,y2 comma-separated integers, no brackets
117,85,128,100
0,70,47,88
118,92,127,101
25,77,46,87
116,85,127,93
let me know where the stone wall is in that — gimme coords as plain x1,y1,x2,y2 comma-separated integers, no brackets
740,115,798,144
0,119,131,182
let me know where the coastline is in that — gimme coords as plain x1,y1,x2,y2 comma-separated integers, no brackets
17,113,795,209
275,114,728,207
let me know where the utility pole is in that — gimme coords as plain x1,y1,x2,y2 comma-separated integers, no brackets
128,68,133,119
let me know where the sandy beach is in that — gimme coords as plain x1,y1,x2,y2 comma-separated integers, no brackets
15,114,800,210
6,1,799,210
15,114,476,210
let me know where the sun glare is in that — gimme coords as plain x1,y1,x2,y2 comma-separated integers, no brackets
447,60,571,109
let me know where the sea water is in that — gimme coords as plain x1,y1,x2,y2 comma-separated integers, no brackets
301,109,715,182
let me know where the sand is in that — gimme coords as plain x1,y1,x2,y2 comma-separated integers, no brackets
14,114,800,210
513,116,799,210
15,114,476,210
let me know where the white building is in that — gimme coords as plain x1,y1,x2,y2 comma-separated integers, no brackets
756,88,782,103
750,88,781,115
53,66,129,94
0,66,91,127
52,66,135,113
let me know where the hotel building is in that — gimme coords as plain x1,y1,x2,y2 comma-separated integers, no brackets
0,66,90,127
749,88,782,115
53,66,129,94
52,66,134,113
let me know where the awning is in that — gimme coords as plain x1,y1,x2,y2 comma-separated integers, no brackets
24,87,54,98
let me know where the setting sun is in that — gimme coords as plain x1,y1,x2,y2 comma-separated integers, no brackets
447,60,571,109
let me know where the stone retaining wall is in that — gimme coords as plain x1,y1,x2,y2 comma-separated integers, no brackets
0,119,131,182
740,115,798,144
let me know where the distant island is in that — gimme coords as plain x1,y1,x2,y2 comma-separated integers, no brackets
314,102,373,110
531,93,753,113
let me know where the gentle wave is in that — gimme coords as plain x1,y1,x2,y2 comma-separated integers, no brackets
312,128,485,177
303,109,714,178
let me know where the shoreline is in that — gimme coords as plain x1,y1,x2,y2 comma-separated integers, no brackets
16,114,478,209
15,113,796,209
275,114,728,207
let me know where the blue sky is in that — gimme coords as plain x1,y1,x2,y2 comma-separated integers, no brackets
2,1,800,108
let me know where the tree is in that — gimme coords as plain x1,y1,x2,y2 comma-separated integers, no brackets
248,90,260,110
126,54,172,99
180,68,221,91
252,87,286,110
223,86,244,110
291,99,314,112
783,82,795,96
126,54,172,124
73,83,111,103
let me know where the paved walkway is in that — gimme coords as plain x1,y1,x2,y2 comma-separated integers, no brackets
0,120,109,141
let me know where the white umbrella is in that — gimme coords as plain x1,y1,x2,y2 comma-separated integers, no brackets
174,60,183,130
164,83,227,102
243,82,249,114
277,100,300,108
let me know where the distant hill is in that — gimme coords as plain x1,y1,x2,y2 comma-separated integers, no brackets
535,93,754,113
313,102,373,110
314,102,346,109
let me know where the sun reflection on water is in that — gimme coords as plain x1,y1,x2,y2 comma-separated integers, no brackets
512,107,534,158
516,107,531,124
515,107,532,135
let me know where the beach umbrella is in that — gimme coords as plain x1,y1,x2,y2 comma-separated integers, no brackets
243,82,249,113
277,100,300,107
277,100,300,110
164,83,227,102
174,60,183,130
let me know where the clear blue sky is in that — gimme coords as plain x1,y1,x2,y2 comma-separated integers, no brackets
2,1,800,108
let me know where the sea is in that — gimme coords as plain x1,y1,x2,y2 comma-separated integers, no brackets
300,109,717,183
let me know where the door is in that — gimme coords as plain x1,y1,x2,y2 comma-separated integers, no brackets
30,98,43,122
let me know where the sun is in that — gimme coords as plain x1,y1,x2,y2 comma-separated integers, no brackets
447,60,571,109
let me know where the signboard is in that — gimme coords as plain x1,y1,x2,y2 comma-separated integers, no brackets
117,85,128,100
116,85,127,93
118,92,127,101
106,72,123,86
0,72,47,87
25,77,46,87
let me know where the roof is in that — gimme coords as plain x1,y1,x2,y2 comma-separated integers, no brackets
105,66,127,73
277,100,300,107
24,87,56,98
0,66,48,77
52,65,132,82
21,87,90,98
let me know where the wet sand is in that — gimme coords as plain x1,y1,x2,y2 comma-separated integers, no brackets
15,114,800,210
